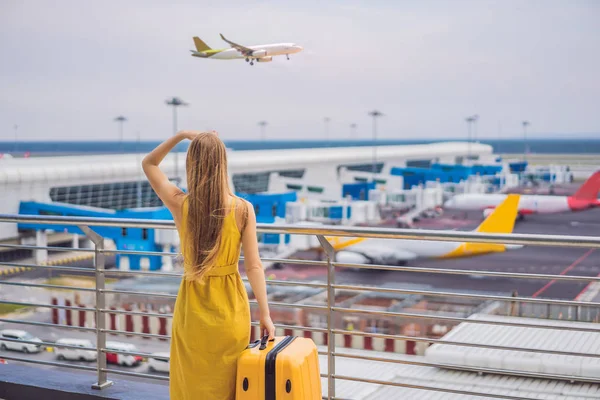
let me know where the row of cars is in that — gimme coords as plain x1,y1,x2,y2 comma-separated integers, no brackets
0,329,169,373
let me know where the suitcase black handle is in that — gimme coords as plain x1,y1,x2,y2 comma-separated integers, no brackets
259,335,275,350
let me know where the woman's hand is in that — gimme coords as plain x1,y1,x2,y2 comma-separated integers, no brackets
178,130,217,140
260,314,276,340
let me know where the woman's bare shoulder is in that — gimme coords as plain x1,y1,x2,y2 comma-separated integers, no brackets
234,196,252,232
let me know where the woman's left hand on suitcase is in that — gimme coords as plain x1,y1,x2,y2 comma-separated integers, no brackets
260,314,276,340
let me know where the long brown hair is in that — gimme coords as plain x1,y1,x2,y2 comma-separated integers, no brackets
183,133,241,281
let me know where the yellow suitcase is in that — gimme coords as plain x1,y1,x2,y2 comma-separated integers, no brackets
236,335,322,400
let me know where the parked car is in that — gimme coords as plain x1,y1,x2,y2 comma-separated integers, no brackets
0,329,42,353
105,341,143,367
55,338,96,362
148,352,170,373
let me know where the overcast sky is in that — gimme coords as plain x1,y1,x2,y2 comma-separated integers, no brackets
1,0,598,142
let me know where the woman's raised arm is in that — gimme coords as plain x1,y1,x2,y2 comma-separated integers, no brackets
142,131,201,213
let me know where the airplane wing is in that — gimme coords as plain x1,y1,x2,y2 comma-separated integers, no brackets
219,33,254,55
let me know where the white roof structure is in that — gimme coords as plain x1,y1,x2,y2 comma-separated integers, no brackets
425,313,600,380
317,323,600,399
0,141,494,240
0,142,493,185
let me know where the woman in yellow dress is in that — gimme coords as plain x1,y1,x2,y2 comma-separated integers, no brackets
142,130,275,399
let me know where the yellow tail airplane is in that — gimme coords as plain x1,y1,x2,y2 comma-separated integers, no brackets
329,194,522,265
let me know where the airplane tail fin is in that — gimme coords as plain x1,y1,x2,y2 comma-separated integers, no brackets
440,194,522,259
193,37,211,52
327,237,365,251
474,194,520,234
573,171,600,200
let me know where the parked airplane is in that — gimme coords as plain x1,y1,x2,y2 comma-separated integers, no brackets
328,194,522,266
444,171,600,218
190,34,303,65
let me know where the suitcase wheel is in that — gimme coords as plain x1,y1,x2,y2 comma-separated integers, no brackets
286,379,291,393
243,377,249,391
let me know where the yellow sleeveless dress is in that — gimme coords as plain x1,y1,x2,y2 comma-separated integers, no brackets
170,197,251,400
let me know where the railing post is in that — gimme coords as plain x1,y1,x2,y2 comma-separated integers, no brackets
80,225,113,390
317,235,335,400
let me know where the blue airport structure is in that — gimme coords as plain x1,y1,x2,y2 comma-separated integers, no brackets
328,205,352,220
235,191,297,224
509,161,528,173
342,181,376,200
235,192,297,245
391,163,504,189
431,163,503,176
17,192,300,267
18,201,174,271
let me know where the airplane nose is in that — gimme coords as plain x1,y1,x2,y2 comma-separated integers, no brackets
294,45,304,52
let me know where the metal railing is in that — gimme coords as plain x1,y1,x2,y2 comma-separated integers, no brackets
0,213,600,399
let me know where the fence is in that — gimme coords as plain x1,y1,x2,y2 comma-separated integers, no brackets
1,213,600,399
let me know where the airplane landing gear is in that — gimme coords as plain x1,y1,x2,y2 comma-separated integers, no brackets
245,57,249,62
286,55,290,60
249,60,254,66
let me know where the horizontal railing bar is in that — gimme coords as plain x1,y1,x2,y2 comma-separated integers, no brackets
0,318,96,332
100,329,170,340
102,367,170,381
101,248,178,257
332,306,600,333
332,283,600,308
100,347,169,361
99,309,172,318
334,352,600,384
100,322,327,341
100,289,177,299
0,337,96,352
250,321,328,333
0,261,94,273
249,257,328,267
244,278,328,289
332,329,600,358
0,214,175,229
0,280,96,293
333,261,600,282
3,213,600,248
0,300,96,312
0,354,97,371
250,300,327,311
101,268,182,277
332,374,539,400
0,243,93,253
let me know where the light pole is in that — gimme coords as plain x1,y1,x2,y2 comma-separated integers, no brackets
165,97,189,183
114,116,127,153
136,131,142,208
368,110,383,174
465,116,475,162
258,121,268,141
472,114,479,143
350,123,357,139
522,120,530,162
324,117,330,145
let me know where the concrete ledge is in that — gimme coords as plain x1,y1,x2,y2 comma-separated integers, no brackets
0,364,168,400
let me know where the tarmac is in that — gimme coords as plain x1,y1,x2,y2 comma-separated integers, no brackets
270,207,600,302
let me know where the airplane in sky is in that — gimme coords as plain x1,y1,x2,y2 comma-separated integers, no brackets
190,34,303,66
444,171,600,218
327,194,522,266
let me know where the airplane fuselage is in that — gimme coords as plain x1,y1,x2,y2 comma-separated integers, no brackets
444,193,591,214
192,43,302,60
347,238,514,261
